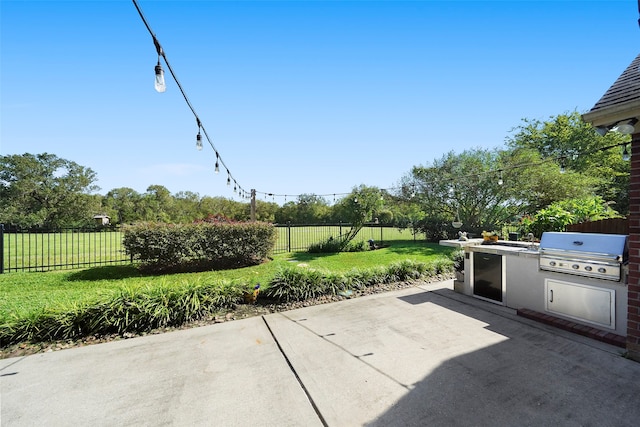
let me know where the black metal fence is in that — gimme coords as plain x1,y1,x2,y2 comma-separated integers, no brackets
1,223,424,273
0,224,130,273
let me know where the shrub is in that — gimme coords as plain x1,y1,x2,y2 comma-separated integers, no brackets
264,267,329,302
123,222,277,272
450,249,465,272
308,236,368,253
0,278,245,345
263,258,453,302
519,196,621,238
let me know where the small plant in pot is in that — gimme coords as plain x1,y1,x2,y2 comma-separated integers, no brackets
481,230,499,242
243,283,261,304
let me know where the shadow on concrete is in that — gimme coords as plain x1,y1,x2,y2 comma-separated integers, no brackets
364,290,640,426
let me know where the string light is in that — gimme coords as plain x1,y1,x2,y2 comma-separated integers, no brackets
133,1,630,206
623,145,631,161
133,0,245,197
154,59,166,93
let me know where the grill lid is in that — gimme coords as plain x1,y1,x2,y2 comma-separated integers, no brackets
539,232,628,261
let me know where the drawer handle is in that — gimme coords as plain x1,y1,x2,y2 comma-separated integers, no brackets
549,289,554,303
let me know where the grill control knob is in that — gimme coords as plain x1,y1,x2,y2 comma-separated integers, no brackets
585,266,593,272
598,267,607,274
549,261,556,267
572,264,580,270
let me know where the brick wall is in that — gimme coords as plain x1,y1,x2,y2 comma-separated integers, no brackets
628,133,640,361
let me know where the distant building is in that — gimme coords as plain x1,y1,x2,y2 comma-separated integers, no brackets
93,215,111,226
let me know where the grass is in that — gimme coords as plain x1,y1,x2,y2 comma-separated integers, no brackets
3,225,424,272
0,241,450,321
3,229,128,272
0,241,455,345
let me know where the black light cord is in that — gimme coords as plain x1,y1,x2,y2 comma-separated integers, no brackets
132,0,243,196
131,0,630,204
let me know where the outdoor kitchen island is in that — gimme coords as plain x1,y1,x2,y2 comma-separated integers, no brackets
444,233,629,338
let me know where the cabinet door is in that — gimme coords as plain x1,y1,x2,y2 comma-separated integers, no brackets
473,253,503,302
545,279,614,329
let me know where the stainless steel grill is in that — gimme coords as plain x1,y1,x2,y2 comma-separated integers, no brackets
539,232,628,282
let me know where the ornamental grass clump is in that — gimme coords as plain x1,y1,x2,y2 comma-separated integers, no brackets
0,278,245,346
264,258,453,303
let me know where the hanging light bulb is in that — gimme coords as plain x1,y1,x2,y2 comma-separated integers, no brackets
226,172,231,186
214,153,220,174
498,170,503,186
622,145,631,161
233,182,237,193
196,130,203,151
154,60,166,93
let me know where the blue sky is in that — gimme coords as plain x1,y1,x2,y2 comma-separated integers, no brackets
1,0,638,204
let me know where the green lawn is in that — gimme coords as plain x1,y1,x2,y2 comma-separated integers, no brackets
0,241,454,322
2,225,424,272
2,229,128,272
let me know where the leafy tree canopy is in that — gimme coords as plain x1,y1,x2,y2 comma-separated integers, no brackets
0,153,99,228
506,111,630,213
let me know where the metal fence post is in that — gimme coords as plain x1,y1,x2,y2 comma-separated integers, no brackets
287,221,291,252
0,224,4,274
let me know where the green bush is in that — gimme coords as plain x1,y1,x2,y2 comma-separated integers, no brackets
519,196,621,237
308,236,368,253
123,222,277,272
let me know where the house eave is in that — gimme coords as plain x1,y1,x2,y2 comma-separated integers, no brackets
582,99,640,128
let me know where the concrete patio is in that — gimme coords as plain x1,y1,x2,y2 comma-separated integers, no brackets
2,280,639,426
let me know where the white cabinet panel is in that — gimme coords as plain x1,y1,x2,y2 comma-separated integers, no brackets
545,279,615,329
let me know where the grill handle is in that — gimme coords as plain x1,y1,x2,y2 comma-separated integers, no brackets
549,289,554,303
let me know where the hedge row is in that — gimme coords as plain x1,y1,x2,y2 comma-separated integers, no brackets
122,222,277,272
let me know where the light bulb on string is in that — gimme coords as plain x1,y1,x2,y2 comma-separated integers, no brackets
154,59,166,93
214,153,220,174
226,172,231,186
196,130,203,151
498,170,503,186
622,145,631,161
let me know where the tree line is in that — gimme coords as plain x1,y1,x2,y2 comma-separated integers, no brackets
0,112,631,235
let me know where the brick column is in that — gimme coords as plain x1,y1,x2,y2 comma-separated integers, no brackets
628,133,640,361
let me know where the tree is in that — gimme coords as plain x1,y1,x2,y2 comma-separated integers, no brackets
401,147,595,238
273,194,330,224
199,196,248,221
506,111,630,213
0,153,99,228
332,185,385,247
102,187,142,224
